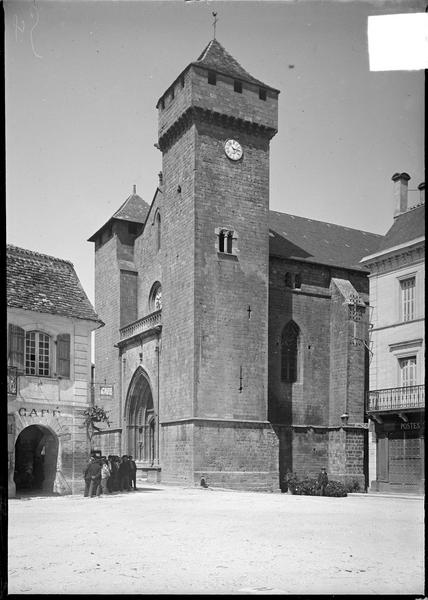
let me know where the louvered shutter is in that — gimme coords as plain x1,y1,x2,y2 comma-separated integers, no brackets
8,324,25,370
57,333,71,378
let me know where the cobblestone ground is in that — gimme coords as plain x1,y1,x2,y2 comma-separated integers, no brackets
8,484,425,595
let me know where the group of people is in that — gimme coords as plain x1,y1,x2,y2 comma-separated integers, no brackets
83,454,137,498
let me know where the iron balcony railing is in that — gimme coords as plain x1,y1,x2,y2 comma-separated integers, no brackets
119,309,162,343
367,385,425,413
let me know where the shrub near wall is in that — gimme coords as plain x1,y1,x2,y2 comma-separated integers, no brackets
286,472,348,497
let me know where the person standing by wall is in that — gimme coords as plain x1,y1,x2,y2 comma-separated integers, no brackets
317,467,329,496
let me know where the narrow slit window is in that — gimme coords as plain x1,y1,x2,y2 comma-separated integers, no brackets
259,87,267,101
234,80,242,93
219,231,225,253
281,321,299,383
285,272,293,288
294,273,302,289
208,71,217,85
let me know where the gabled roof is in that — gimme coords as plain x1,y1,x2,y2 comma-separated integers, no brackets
88,190,150,242
191,39,277,91
269,210,382,271
6,245,102,324
374,203,425,254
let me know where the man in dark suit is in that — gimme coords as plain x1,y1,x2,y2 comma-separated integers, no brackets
128,455,137,490
118,455,130,492
87,457,102,497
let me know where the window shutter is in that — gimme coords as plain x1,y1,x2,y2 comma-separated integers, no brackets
57,333,71,378
8,324,25,370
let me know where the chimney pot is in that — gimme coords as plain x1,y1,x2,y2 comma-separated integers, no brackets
392,172,411,217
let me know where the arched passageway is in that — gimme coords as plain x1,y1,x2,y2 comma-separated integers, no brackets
14,425,58,493
126,369,157,464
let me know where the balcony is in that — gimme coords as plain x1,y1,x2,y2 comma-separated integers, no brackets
118,310,162,346
366,385,425,414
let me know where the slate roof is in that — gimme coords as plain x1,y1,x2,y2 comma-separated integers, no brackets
112,192,150,223
269,210,383,271
192,39,277,91
88,191,150,242
373,203,425,254
6,244,102,323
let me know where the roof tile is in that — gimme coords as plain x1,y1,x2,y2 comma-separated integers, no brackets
7,245,102,323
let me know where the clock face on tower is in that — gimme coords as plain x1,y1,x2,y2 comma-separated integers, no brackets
224,139,243,161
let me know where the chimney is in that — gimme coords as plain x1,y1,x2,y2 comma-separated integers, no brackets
417,182,425,206
392,172,410,217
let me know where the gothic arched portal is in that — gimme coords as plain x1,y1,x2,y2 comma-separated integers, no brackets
125,368,157,464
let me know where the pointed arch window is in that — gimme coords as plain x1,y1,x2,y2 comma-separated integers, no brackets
156,212,161,251
281,321,299,383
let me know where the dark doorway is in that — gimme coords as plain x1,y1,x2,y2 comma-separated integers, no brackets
14,425,58,493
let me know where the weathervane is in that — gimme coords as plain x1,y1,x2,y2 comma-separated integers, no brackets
212,12,218,39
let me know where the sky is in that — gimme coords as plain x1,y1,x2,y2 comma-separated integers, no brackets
5,0,425,305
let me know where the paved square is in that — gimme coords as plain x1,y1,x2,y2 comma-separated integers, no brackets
8,485,424,595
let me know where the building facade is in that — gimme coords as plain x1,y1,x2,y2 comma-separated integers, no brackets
361,174,425,494
90,39,382,491
7,245,102,497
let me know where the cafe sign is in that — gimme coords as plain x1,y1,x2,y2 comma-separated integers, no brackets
17,406,61,418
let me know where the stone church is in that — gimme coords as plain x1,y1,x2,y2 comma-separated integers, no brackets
89,39,382,491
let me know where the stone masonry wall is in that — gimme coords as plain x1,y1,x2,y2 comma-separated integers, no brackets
194,120,271,422
94,235,121,428
193,421,279,491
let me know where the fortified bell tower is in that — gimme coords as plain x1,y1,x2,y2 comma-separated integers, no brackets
157,39,280,490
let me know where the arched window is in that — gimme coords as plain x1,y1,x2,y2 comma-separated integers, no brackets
156,212,161,251
281,321,299,383
149,282,162,312
25,331,50,376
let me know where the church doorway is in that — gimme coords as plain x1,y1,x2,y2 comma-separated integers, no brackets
14,425,58,494
126,369,157,464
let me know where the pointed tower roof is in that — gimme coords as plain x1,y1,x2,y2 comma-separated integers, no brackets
191,39,276,90
88,186,150,242
112,186,150,223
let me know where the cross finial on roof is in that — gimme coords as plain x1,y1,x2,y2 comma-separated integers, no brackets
133,184,136,194
212,12,218,39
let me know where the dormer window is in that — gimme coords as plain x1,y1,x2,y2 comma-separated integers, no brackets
208,70,217,85
234,80,242,93
259,87,267,101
